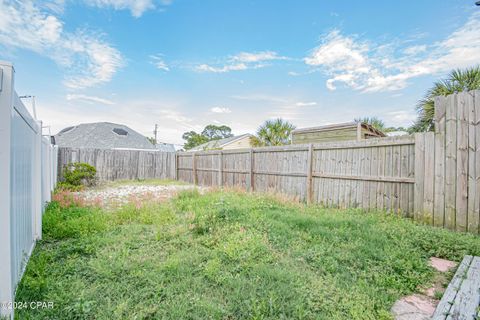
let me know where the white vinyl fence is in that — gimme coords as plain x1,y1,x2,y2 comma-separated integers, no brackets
0,62,58,318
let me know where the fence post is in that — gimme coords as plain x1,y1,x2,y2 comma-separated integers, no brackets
192,152,197,185
414,133,425,222
174,153,178,181
306,144,314,204
249,149,254,192
0,62,14,319
218,151,223,187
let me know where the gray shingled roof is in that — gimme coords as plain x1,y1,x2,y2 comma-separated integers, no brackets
189,133,252,151
54,122,156,150
155,142,176,152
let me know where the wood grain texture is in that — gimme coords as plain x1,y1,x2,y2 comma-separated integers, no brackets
475,91,480,234
467,91,478,233
445,256,480,320
414,133,425,221
424,132,435,223
456,93,469,232
434,96,446,227
432,255,473,320
445,93,457,230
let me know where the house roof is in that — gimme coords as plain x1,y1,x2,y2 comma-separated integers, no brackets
292,121,386,137
155,142,176,152
54,122,156,150
188,133,252,151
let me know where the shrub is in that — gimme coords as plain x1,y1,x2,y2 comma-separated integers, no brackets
61,162,97,190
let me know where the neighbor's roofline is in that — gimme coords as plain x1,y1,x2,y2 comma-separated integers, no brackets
220,133,253,146
190,133,253,150
292,122,385,137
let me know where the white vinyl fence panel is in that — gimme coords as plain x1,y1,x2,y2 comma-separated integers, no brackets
0,62,57,319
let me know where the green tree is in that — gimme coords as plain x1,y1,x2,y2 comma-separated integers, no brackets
355,117,407,133
147,137,156,145
250,118,296,147
182,124,233,150
411,66,480,132
355,117,387,132
201,125,233,140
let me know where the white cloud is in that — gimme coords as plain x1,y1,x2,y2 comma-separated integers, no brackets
0,1,123,90
66,94,115,105
210,107,232,113
232,51,287,63
150,54,169,71
403,45,426,55
196,51,287,73
83,0,155,17
196,63,249,73
305,12,480,92
295,101,317,107
61,32,124,89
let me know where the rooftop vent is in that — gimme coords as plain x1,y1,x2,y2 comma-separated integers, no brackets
113,128,128,136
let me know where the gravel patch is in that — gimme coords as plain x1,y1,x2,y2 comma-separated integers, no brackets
75,184,203,209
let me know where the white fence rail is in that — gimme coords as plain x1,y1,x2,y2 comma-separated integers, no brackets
0,62,57,318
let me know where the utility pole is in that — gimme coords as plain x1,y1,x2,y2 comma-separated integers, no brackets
153,124,158,145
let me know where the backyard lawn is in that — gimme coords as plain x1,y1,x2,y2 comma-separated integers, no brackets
16,188,480,319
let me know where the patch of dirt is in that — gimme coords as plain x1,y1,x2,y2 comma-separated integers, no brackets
391,257,457,320
75,184,204,209
428,257,457,273
391,294,437,320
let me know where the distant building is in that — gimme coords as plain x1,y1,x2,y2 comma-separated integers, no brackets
54,122,158,150
155,142,176,152
291,122,386,144
188,133,253,152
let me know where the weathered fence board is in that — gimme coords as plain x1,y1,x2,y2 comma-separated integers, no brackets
434,96,446,227
58,148,176,181
433,90,480,233
475,91,480,234
445,93,458,230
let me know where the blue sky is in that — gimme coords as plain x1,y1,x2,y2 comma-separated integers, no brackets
1,0,479,144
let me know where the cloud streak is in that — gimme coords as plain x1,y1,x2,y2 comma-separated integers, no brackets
196,51,287,73
150,54,170,71
66,93,115,105
210,107,231,113
83,0,173,17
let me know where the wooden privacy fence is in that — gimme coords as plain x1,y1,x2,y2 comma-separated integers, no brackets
177,135,416,216
176,91,480,234
58,148,176,181
414,91,480,233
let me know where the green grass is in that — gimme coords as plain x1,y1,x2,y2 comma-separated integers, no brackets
15,190,480,319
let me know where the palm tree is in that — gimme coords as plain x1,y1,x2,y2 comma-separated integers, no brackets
411,66,480,132
250,118,296,147
354,117,386,132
